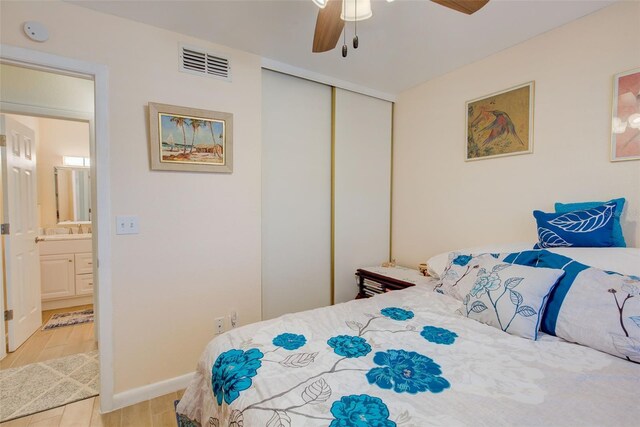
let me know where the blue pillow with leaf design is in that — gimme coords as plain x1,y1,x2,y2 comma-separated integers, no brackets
455,256,565,340
555,198,626,247
533,201,618,248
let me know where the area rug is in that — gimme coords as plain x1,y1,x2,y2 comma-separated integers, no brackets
42,308,94,330
0,350,99,422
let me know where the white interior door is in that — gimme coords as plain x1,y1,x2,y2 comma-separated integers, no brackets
1,114,42,352
261,70,332,319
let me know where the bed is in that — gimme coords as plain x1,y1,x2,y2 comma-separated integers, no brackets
176,253,640,427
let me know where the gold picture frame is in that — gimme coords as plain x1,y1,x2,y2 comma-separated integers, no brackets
610,68,640,162
148,102,233,173
465,81,534,161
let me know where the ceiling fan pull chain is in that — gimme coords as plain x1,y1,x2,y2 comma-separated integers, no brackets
353,0,359,49
342,0,348,57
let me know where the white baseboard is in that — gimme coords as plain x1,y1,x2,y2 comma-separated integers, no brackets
110,372,195,412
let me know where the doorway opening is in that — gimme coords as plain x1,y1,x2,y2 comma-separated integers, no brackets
0,63,100,422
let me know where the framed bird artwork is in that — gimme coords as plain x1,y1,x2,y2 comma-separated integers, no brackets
465,82,534,161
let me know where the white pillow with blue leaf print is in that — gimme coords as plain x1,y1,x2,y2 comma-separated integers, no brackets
456,257,565,340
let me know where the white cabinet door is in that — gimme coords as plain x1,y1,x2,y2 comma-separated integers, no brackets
40,254,75,300
75,274,94,296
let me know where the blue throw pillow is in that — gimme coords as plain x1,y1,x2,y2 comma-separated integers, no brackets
555,198,626,247
533,201,618,248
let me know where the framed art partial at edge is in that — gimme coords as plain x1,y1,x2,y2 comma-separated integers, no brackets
611,68,640,162
148,102,233,172
465,81,534,161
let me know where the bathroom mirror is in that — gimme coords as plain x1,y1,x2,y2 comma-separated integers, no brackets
55,166,91,224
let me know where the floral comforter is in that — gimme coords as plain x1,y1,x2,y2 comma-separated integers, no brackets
176,281,640,426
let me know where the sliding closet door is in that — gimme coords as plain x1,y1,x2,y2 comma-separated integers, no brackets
262,70,332,319
334,89,392,303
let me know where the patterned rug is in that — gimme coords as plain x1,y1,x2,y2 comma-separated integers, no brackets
42,308,94,330
0,350,99,422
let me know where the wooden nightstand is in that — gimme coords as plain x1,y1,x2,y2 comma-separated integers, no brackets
355,266,426,298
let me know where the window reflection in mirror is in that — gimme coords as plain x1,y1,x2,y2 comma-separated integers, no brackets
54,166,91,223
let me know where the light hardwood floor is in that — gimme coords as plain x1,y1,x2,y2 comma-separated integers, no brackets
1,305,186,426
0,390,186,427
0,305,97,370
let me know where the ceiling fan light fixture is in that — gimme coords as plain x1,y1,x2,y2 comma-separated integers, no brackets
312,0,327,9
341,0,373,22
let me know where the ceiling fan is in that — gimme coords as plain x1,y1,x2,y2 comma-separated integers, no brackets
312,0,489,55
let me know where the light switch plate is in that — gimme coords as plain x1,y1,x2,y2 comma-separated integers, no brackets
116,215,139,235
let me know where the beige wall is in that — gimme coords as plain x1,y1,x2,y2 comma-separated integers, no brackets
393,1,640,268
0,0,262,395
1,63,94,114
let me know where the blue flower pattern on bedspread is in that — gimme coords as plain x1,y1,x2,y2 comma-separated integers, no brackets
272,333,307,350
198,305,456,425
366,349,450,394
328,335,372,358
330,394,396,427
211,348,263,406
420,326,458,345
381,307,414,321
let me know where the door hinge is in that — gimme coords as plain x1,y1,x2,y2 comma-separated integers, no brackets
1,223,9,235
4,310,13,321
0,134,6,147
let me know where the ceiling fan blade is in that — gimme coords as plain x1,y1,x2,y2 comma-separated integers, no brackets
431,0,489,15
312,0,345,53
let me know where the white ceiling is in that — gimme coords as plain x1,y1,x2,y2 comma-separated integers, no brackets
69,0,616,96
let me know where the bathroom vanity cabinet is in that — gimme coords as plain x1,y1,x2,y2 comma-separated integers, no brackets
39,235,93,309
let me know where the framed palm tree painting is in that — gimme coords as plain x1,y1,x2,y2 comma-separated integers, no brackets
465,82,534,161
148,102,233,172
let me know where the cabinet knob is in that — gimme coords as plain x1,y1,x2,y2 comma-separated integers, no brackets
69,259,73,263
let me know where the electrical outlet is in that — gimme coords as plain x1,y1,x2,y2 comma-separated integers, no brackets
229,311,238,328
215,317,225,334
